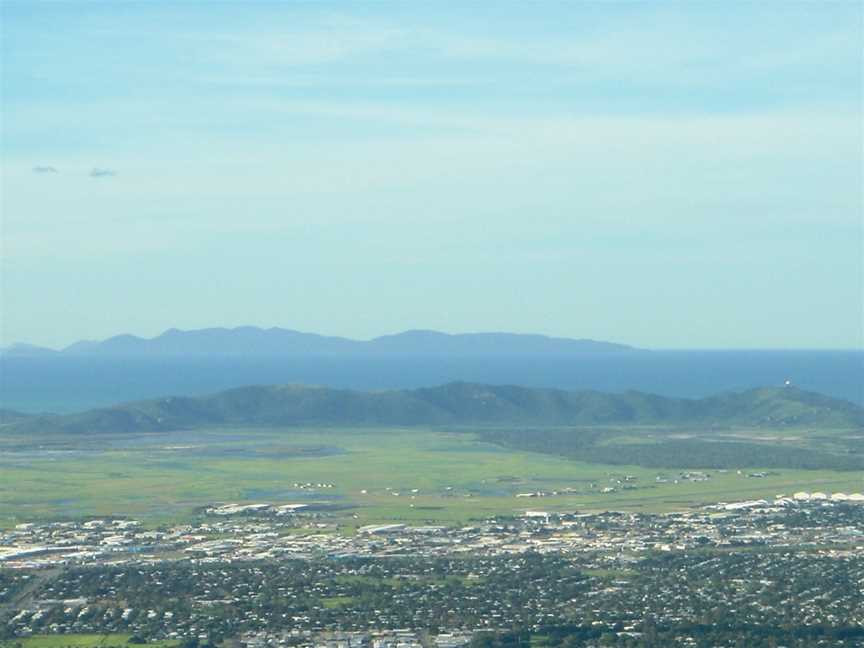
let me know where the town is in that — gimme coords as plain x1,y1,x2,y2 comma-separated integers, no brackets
2,496,863,647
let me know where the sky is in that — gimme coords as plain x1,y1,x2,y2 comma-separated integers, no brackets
1,1,862,350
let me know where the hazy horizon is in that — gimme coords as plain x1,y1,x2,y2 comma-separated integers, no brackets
5,323,864,353
2,1,862,350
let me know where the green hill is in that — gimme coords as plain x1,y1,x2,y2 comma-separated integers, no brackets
0,408,33,425
5,382,863,436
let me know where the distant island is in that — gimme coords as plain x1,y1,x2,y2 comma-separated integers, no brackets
1,326,635,357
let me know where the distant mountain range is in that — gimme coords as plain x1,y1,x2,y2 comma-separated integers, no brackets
4,382,861,435
1,327,634,357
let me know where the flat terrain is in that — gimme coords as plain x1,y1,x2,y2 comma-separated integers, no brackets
1,427,861,528
0,634,178,648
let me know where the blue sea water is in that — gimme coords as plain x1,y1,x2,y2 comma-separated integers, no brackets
1,351,862,414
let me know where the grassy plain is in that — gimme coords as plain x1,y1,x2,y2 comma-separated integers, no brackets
0,634,177,648
0,427,861,528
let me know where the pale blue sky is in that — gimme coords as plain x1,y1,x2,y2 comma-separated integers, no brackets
1,1,862,349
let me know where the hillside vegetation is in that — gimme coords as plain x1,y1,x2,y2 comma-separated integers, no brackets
4,382,862,436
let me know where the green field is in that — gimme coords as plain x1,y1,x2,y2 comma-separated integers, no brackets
1,426,861,528
0,634,177,648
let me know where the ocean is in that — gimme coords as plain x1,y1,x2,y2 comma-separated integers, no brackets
0,351,861,414
2,351,862,414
